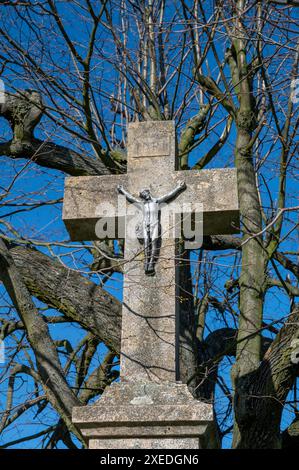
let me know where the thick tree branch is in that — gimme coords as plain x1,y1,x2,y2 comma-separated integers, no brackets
0,239,83,442
193,116,233,170
0,90,113,176
8,244,122,353
201,235,242,251
194,73,236,117
0,139,110,176
178,106,210,169
234,304,299,448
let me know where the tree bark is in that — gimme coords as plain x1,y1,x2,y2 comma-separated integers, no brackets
8,244,122,353
234,304,299,448
0,240,84,443
230,0,267,447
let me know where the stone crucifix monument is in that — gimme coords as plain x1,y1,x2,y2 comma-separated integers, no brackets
62,121,239,449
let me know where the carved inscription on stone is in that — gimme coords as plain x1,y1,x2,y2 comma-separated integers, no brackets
133,136,170,157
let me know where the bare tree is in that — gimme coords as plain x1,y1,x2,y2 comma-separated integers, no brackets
0,0,298,448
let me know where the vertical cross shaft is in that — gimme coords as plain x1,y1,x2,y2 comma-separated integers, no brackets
121,121,179,383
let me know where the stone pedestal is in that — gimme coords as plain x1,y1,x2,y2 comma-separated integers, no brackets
72,382,219,449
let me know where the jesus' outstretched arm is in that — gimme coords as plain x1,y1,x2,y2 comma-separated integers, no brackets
157,180,186,204
117,185,140,204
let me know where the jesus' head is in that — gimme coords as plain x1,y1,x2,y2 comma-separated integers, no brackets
139,189,152,201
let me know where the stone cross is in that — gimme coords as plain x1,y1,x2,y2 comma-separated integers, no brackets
62,121,239,449
63,120,239,383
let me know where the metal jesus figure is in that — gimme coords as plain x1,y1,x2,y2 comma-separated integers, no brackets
117,181,186,275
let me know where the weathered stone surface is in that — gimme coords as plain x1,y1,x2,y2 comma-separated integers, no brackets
89,438,200,449
131,135,171,157
122,121,178,382
63,174,127,240
73,383,218,449
99,381,197,404
63,169,239,240
170,169,239,235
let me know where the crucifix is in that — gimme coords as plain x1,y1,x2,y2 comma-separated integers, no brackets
117,180,187,275
62,120,239,449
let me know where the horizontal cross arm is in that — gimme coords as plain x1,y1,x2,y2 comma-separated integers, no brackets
171,168,239,235
63,174,128,241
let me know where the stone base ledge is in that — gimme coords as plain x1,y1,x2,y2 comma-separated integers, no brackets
73,382,219,449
